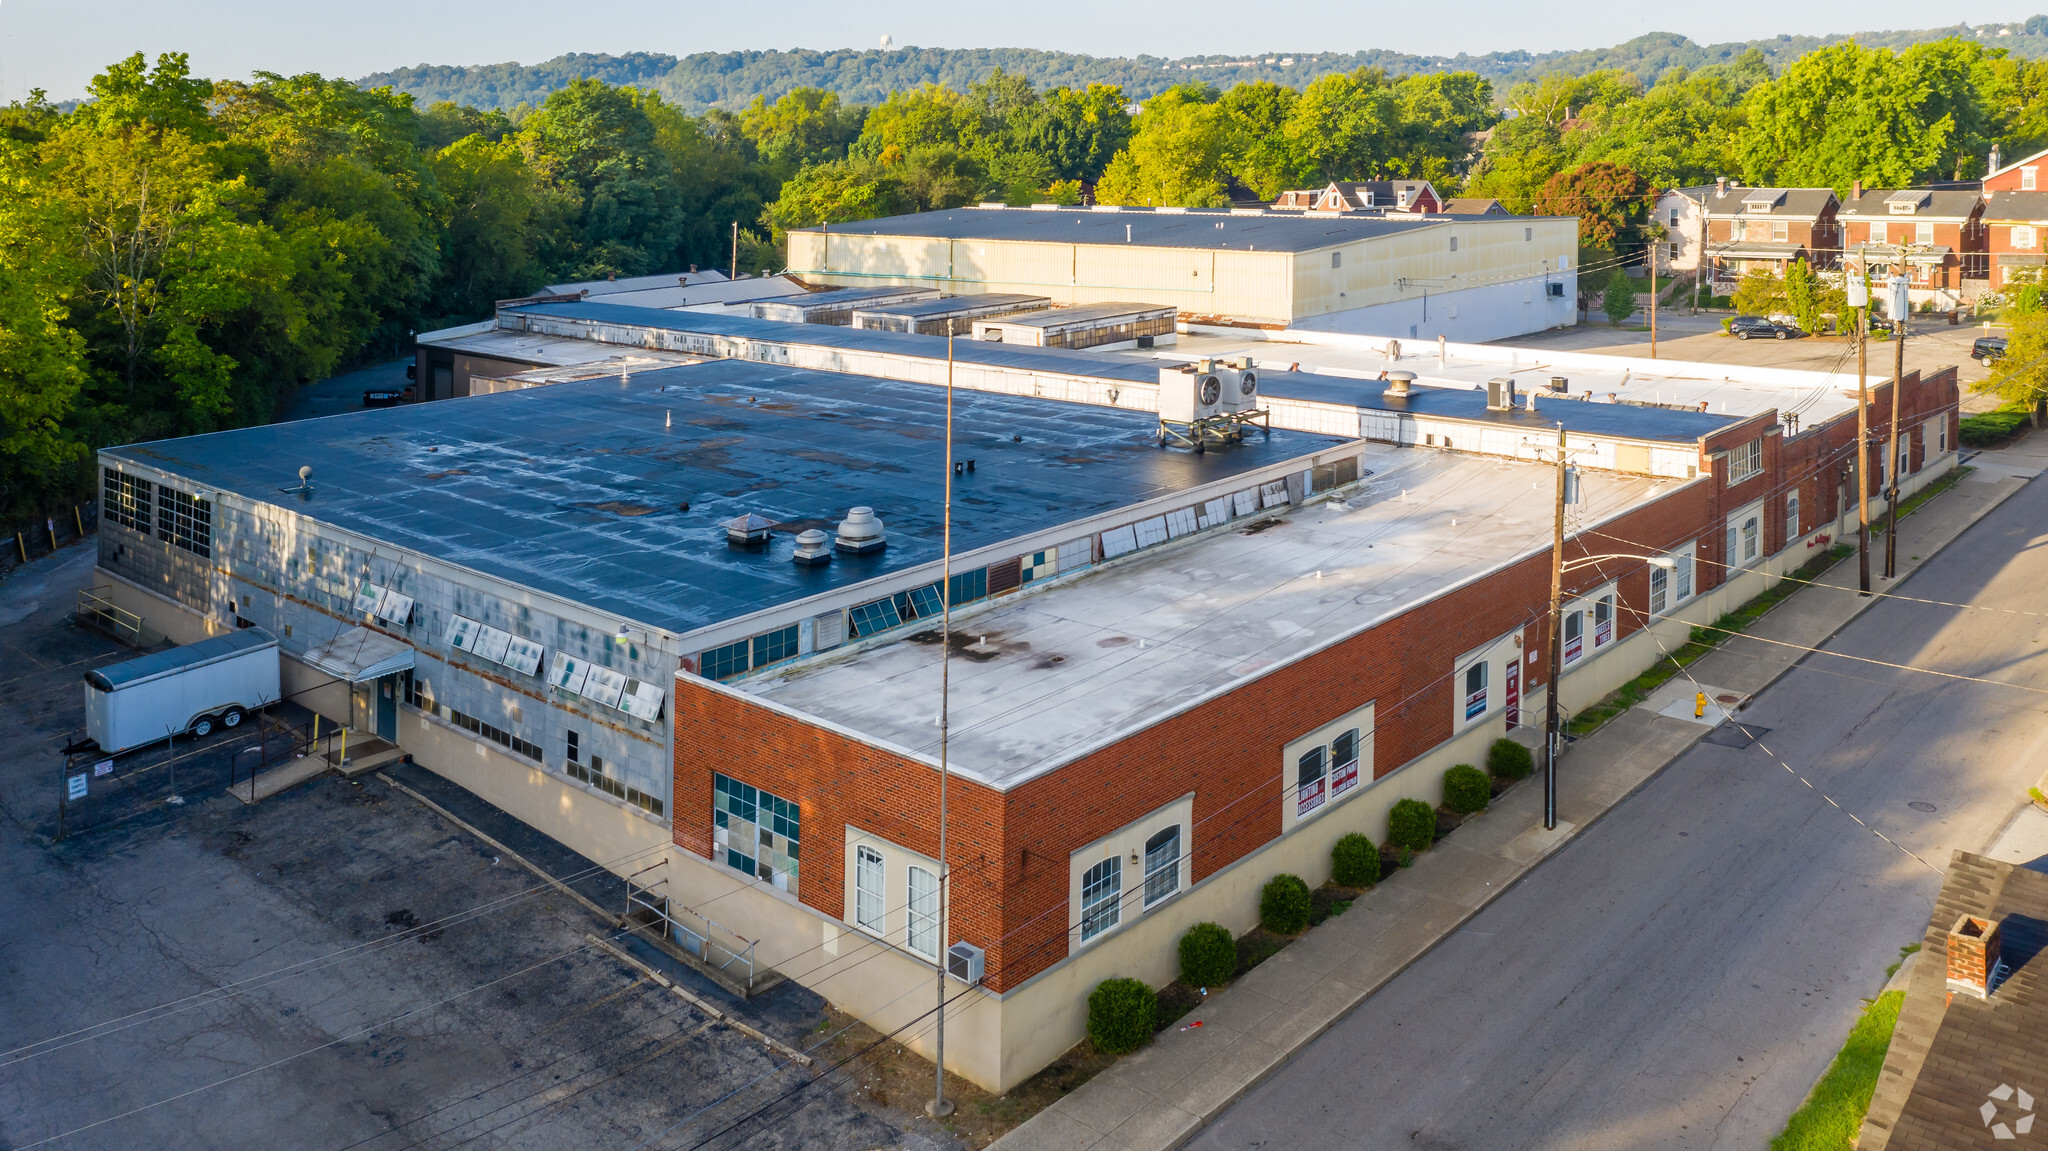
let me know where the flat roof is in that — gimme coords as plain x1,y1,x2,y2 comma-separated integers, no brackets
797,207,1453,254
505,302,1739,444
105,360,1338,637
744,446,1677,787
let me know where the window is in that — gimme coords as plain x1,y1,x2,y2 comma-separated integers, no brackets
1329,728,1361,800
1143,826,1182,907
1594,595,1614,648
1741,516,1760,563
2025,167,2039,191
1668,208,1680,228
1463,661,1488,720
712,773,798,890
566,730,580,764
899,583,945,621
156,486,212,558
1916,222,1934,245
2017,226,2038,250
1563,611,1585,664
1296,745,1327,816
1728,438,1763,484
1669,242,1679,261
1649,566,1669,615
403,670,436,713
1449,236,1459,252
446,707,544,763
103,469,151,533
1331,251,1342,269
1935,419,1949,454
1870,221,1887,244
1676,551,1694,600
1771,222,1788,243
847,596,903,638
751,624,799,669
1525,227,1533,241
947,568,987,607
907,866,940,959
1898,437,1911,479
1786,494,1801,543
1079,856,1122,942
854,846,885,933
700,638,750,682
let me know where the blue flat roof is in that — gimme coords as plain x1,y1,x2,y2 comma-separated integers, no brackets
510,301,1740,444
106,360,1338,636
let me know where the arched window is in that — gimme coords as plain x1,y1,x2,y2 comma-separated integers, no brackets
1143,826,1182,907
1079,857,1122,942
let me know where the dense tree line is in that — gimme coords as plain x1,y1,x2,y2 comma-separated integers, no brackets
361,26,2048,115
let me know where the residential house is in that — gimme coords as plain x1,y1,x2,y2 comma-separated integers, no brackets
1981,142,2048,192
1271,180,1443,214
1858,851,2048,1150
1979,190,2048,291
1653,184,1715,275
1438,197,1511,216
1702,180,1841,289
1836,185,1987,300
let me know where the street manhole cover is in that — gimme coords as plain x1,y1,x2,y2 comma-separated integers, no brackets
1705,722,1769,748
1908,801,1938,813
1715,693,1741,705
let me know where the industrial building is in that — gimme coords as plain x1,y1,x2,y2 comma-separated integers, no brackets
749,285,940,325
851,293,1050,335
791,205,1578,341
970,301,1177,349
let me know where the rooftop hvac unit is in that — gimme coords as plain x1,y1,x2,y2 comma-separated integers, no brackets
1218,357,1260,413
948,941,985,985
1158,361,1226,422
1486,377,1517,411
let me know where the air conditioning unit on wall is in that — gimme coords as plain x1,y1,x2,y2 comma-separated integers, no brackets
1158,361,1226,422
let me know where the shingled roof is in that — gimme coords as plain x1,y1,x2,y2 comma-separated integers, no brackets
1861,851,2048,1150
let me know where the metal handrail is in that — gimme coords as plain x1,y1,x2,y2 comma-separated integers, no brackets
624,871,768,993
76,587,143,646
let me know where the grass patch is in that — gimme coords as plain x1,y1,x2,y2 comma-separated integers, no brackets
1874,466,1972,529
1768,990,1905,1151
1567,543,1853,737
1961,402,2033,448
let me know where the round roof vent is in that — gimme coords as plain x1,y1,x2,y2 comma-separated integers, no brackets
836,506,887,554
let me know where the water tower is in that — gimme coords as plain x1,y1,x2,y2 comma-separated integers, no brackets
880,33,895,50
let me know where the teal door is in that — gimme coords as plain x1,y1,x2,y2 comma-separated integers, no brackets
375,675,399,742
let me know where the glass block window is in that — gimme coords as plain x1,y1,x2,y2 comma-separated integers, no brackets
855,846,885,933
712,772,799,891
751,624,799,669
1079,856,1122,942
848,596,904,638
156,486,212,558
947,568,988,607
701,639,750,682
1143,825,1182,907
103,469,150,533
907,865,939,959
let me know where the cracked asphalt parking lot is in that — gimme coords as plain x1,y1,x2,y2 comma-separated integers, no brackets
0,548,934,1151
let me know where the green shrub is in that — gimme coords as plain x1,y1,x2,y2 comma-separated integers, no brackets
1720,316,1735,333
1178,922,1236,988
1331,832,1380,887
1388,798,1437,852
1488,737,1534,780
1259,874,1312,934
1442,764,1491,814
1087,977,1157,1054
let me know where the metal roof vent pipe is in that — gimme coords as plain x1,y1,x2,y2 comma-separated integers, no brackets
1549,375,1569,393
835,506,887,554
1486,376,1516,411
792,529,833,565
1384,370,1415,398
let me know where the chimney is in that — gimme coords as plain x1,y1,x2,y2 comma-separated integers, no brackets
1715,176,1727,197
1946,913,2003,998
1851,179,1862,202
1991,143,2003,174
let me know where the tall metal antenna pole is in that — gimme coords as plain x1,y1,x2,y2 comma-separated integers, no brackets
928,334,956,1120
730,222,739,281
1885,277,1907,579
1855,249,1871,595
1544,421,1565,832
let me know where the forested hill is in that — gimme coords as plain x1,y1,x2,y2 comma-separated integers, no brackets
361,24,2048,112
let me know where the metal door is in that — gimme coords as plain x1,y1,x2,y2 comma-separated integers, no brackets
376,675,398,741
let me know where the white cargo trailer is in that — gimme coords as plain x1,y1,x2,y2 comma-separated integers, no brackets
84,628,281,755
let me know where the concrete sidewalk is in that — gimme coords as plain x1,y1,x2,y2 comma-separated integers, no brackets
989,461,2030,1151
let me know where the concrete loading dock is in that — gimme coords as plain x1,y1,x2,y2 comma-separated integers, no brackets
750,285,940,326
851,292,1050,335
971,301,1178,350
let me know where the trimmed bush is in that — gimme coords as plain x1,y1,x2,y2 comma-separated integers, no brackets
1388,798,1437,852
1179,922,1237,988
1331,832,1380,887
1087,977,1157,1054
1259,874,1312,934
1443,764,1491,814
1488,737,1535,780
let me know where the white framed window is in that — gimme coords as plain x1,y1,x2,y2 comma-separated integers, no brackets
1296,745,1327,817
1143,826,1182,907
907,865,940,959
1078,857,1121,943
1649,565,1669,616
1771,222,1788,243
1651,542,1698,615
1668,208,1680,227
2016,225,2037,250
1897,437,1911,479
1931,417,1948,455
1870,221,1887,244
1726,499,1765,570
1727,438,1763,484
1563,610,1585,665
854,845,885,934
1594,594,1614,648
1676,549,1695,601
1785,493,1801,545
1669,242,1679,260
1916,222,1934,245
1463,661,1488,719
1450,629,1521,732
2025,167,2039,191
1283,709,1373,831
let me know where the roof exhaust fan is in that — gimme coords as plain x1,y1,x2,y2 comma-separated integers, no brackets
792,529,833,565
1383,371,1416,398
835,506,887,554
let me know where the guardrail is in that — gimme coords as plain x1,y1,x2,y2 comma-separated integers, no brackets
624,859,777,997
75,587,144,647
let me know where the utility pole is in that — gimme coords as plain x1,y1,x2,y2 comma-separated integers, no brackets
1850,250,1871,595
1544,421,1566,832
1649,234,1659,359
1885,272,1908,579
928,334,955,1121
731,222,739,280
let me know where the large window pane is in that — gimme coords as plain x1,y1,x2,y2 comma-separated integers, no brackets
907,865,939,958
1080,856,1122,942
1143,826,1181,906
855,846,885,933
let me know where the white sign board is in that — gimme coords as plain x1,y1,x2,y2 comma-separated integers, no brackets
67,774,87,801
93,759,113,777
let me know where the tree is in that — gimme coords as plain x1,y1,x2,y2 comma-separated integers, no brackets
0,137,89,521
1531,161,1652,259
427,135,545,323
517,79,682,278
1094,86,1230,207
1981,307,2048,409
1602,267,1637,325
1287,69,1399,182
1217,81,1305,199
1732,267,1788,318
1389,71,1496,184
1012,84,1131,184
1783,258,1825,333
737,87,864,170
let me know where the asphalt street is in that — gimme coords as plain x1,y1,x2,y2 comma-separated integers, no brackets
1189,472,2048,1151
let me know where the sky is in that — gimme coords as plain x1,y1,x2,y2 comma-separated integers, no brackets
2,0,2045,101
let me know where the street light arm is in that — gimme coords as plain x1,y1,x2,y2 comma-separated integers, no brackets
1561,553,1676,573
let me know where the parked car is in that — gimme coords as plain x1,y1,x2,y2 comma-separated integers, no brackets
363,389,405,407
1730,316,1802,340
1974,336,2009,366
1865,315,1895,336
